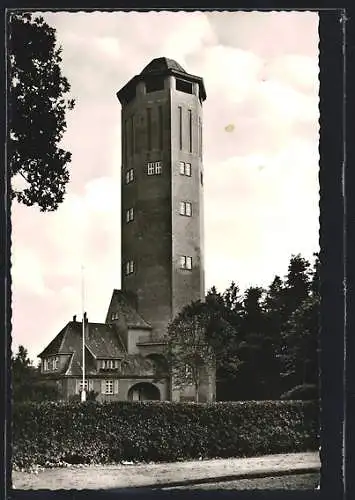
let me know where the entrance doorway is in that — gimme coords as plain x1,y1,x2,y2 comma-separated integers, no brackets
128,382,160,401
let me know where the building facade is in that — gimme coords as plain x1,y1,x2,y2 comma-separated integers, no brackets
118,57,206,338
38,58,215,403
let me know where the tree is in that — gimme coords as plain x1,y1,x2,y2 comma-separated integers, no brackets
279,294,320,394
12,345,61,402
279,255,320,395
282,254,312,318
231,286,273,400
8,13,75,211
165,301,216,402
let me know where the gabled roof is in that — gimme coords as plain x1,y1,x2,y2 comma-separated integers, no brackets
38,324,67,358
38,321,126,361
107,289,152,330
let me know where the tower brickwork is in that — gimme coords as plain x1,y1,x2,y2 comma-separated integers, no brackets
117,58,206,339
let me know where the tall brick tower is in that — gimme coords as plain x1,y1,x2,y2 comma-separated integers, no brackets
117,57,206,339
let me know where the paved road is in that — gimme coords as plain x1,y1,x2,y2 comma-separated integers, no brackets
13,451,320,491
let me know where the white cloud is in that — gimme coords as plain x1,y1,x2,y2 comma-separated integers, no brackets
12,11,319,360
12,247,49,297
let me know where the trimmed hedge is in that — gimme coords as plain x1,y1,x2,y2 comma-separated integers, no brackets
12,400,319,469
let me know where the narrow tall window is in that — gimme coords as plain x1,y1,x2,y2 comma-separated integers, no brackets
188,109,192,153
124,119,129,163
147,108,152,151
131,116,134,156
134,116,139,154
198,118,201,158
179,201,192,217
199,118,203,158
179,162,191,177
104,380,114,395
125,168,134,184
125,260,134,275
126,208,134,223
178,106,182,150
180,256,192,270
158,106,163,150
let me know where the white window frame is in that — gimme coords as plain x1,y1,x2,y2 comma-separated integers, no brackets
155,161,162,174
179,162,191,177
147,161,162,176
125,169,134,184
179,255,192,270
179,201,192,217
76,379,89,394
105,380,114,395
80,380,88,391
126,207,134,223
125,260,134,275
43,359,48,371
53,356,59,370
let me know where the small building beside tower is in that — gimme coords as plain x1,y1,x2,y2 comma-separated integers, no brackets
38,57,215,403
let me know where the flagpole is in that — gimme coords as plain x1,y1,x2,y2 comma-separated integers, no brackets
81,265,86,402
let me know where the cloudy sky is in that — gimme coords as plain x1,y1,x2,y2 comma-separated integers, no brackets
11,11,319,361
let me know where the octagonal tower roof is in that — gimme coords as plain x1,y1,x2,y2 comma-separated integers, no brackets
117,56,206,104
141,57,187,75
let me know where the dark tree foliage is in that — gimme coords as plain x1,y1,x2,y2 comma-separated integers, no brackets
206,254,319,401
8,13,75,211
165,300,216,402
279,264,320,395
12,345,61,402
282,254,312,318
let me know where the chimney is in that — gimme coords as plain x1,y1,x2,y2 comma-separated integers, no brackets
84,312,87,323
73,315,77,322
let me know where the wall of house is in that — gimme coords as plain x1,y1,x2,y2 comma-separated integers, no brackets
41,353,71,374
63,376,169,402
127,327,152,354
135,341,166,357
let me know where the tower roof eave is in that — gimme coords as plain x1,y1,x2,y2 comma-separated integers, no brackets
117,68,206,105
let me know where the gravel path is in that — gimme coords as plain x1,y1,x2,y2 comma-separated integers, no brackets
165,473,320,491
12,452,320,490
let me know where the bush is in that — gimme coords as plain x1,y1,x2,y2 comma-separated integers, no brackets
12,400,319,469
280,384,319,401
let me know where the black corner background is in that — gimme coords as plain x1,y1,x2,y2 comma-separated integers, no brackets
344,5,355,500
318,8,346,500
